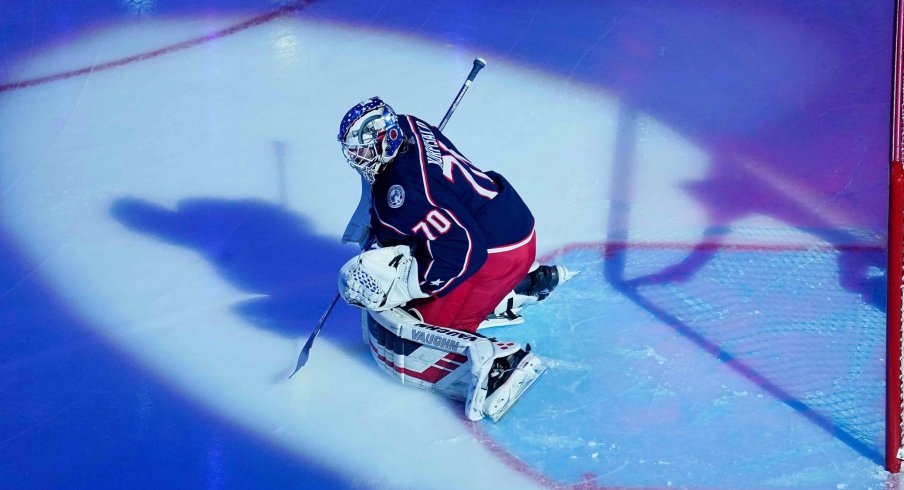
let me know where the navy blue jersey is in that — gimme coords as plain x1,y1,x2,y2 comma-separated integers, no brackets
370,115,535,297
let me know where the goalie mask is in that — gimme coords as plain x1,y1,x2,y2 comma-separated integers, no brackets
337,97,405,184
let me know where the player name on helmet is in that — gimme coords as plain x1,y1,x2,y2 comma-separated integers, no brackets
415,120,443,167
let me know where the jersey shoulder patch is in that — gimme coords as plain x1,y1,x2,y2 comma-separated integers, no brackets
387,184,405,208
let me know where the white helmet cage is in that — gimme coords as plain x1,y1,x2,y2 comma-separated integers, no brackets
337,97,404,183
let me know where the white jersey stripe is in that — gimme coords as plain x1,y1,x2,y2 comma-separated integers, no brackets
431,207,473,295
487,228,535,254
373,204,408,236
423,240,435,282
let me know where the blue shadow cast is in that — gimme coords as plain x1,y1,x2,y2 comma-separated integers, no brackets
0,222,354,488
110,196,362,348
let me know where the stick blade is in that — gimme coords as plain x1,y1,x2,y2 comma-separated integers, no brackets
288,294,340,379
288,349,311,379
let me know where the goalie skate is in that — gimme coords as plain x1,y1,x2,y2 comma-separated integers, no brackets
484,347,546,422
479,264,579,331
515,264,579,301
478,313,525,330
479,292,526,330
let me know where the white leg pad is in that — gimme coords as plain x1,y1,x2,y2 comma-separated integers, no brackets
367,308,526,420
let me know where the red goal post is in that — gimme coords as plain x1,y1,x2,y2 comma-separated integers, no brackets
888,0,904,474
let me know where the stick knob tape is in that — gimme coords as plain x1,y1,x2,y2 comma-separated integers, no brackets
467,57,487,81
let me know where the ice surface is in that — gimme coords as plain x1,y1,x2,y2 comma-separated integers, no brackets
0,1,894,489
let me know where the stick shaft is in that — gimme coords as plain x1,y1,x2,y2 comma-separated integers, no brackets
289,293,340,378
438,57,486,131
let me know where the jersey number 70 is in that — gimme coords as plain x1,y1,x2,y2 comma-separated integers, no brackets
412,209,452,240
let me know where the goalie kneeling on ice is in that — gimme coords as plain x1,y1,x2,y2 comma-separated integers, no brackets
337,246,546,421
363,307,546,422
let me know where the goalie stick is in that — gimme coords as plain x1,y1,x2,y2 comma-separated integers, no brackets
288,293,339,379
290,57,488,379
438,57,486,132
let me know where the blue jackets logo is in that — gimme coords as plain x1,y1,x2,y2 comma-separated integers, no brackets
388,185,405,208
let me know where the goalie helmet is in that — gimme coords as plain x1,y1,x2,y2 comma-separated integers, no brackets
337,97,405,184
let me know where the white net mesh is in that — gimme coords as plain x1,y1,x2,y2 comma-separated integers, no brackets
540,233,887,462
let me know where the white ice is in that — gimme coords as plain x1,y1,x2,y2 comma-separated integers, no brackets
0,7,890,490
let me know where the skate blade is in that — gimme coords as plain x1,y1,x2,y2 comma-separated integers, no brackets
477,314,524,330
557,266,580,284
489,365,547,423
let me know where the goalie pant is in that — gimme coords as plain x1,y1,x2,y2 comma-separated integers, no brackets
407,229,536,332
364,307,531,421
